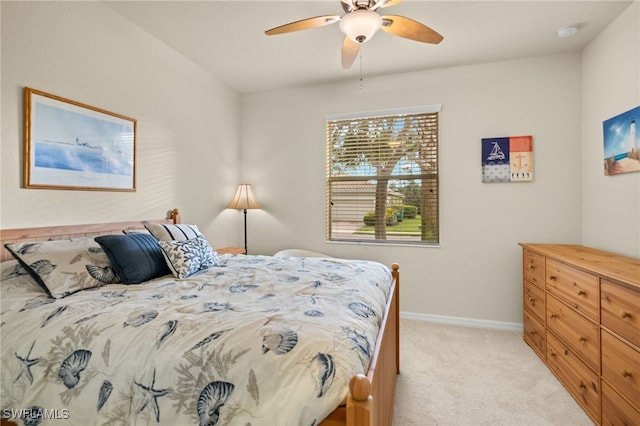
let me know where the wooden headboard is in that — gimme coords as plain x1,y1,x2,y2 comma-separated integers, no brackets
0,208,181,262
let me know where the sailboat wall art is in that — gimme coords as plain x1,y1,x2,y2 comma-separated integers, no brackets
481,136,533,183
603,106,640,176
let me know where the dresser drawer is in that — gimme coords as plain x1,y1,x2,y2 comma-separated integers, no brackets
547,295,599,372
523,250,545,288
602,329,640,411
546,258,599,321
524,279,545,323
601,279,640,348
546,332,599,422
523,309,545,360
602,380,640,426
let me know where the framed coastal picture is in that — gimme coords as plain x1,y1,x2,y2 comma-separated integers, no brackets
603,106,640,176
23,87,136,191
481,135,533,182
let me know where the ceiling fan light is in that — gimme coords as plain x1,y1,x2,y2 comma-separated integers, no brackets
339,9,382,43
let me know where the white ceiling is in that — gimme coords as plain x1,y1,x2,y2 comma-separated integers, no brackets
105,0,633,94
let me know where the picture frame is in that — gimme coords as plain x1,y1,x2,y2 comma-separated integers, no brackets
24,87,136,191
481,135,533,183
603,105,640,176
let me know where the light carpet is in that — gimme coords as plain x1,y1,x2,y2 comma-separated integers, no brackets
392,319,594,426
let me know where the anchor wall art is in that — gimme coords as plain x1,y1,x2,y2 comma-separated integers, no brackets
481,135,534,183
603,105,640,176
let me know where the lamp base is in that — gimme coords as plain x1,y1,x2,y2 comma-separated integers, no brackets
243,208,248,254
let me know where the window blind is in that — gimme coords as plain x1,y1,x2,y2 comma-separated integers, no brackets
326,107,440,244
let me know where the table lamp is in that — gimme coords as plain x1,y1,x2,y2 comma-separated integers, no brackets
228,184,261,254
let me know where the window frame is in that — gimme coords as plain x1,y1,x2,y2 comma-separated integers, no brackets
326,104,442,246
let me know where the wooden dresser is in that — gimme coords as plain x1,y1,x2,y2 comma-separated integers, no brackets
519,243,640,425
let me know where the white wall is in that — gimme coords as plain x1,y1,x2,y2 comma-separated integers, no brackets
582,2,640,257
241,54,583,325
2,1,636,326
1,1,241,246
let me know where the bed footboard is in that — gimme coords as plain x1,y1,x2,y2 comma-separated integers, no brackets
321,263,400,426
349,262,399,426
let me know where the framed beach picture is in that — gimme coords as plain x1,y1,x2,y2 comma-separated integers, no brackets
603,106,640,176
23,87,136,191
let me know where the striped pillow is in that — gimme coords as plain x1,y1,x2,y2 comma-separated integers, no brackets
144,223,202,241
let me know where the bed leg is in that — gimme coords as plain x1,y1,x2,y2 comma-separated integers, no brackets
347,374,372,426
391,263,400,374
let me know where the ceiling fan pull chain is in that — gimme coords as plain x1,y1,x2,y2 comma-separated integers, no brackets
359,52,364,90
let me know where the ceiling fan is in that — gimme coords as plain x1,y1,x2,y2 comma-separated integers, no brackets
265,0,443,69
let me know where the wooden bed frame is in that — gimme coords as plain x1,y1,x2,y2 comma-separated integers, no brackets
0,208,400,426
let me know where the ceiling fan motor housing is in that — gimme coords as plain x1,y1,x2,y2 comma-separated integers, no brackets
353,0,379,10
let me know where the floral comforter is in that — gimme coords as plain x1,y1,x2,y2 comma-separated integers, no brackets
0,254,391,426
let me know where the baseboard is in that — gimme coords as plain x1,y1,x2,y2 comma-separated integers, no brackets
400,311,523,332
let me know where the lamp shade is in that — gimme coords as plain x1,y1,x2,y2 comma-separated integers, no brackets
228,184,261,210
339,9,382,43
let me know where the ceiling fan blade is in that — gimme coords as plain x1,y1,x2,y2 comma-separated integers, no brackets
374,0,404,9
341,36,360,69
381,15,443,44
340,0,353,14
265,15,341,36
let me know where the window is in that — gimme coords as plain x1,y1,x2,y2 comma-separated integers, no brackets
326,105,440,245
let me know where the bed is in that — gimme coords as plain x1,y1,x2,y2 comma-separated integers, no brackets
0,209,399,426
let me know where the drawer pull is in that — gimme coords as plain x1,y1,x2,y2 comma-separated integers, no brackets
576,288,586,296
549,351,556,358
620,310,632,319
528,296,536,303
528,330,537,335
528,264,535,270
578,381,586,390
549,313,558,319
549,275,557,281
621,370,633,378
578,336,586,343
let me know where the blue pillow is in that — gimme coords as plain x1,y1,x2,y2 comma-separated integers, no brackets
94,233,170,284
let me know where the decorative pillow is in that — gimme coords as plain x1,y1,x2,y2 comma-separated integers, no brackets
0,259,45,293
4,238,119,298
144,223,202,241
94,233,171,284
122,229,151,235
1,259,29,280
158,235,219,279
